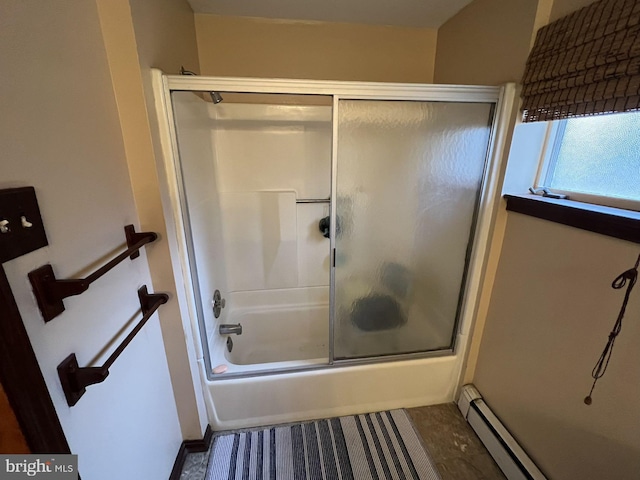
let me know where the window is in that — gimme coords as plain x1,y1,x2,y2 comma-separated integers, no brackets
538,111,640,210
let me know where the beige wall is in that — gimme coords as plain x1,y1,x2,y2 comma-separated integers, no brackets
195,15,438,83
434,0,539,85
436,0,545,388
549,0,596,21
129,0,200,75
0,1,182,478
96,0,208,440
474,214,640,479
461,0,640,478
128,0,210,439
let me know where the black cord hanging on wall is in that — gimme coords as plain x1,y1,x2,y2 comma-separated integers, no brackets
584,253,640,405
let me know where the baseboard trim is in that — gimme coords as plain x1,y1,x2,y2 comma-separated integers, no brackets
169,425,213,480
458,385,546,480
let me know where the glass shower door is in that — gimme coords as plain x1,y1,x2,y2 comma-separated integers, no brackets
333,99,495,360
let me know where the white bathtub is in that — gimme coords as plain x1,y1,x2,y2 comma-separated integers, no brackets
224,304,329,365
203,286,465,430
208,287,329,375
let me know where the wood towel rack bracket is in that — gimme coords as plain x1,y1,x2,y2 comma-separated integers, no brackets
57,286,168,407
28,225,157,322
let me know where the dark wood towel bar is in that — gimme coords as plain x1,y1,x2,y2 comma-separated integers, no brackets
28,225,157,322
57,286,168,406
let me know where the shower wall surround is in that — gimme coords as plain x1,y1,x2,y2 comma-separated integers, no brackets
172,93,332,352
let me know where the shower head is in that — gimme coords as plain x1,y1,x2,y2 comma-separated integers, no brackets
179,66,223,104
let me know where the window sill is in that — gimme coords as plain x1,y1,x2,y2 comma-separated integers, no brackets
504,194,640,244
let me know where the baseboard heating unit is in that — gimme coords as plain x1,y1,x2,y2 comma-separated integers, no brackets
457,384,547,480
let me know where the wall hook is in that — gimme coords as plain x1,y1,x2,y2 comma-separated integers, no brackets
21,216,33,228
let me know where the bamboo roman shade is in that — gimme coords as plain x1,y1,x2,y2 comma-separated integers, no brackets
521,0,640,122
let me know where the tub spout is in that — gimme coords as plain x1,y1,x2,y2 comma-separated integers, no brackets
219,323,242,335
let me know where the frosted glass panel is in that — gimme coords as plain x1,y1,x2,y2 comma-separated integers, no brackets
547,112,640,200
334,100,494,359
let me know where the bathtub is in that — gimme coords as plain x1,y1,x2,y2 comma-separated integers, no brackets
208,286,330,375
224,304,329,365
202,286,465,430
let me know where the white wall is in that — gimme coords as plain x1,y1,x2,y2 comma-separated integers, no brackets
0,1,181,478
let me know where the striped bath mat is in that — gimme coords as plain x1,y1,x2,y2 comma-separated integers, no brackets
205,409,441,479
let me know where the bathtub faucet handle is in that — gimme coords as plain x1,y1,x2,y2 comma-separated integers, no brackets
212,289,226,318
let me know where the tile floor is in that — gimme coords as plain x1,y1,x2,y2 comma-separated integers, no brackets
179,403,506,479
407,404,506,480
180,448,209,479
